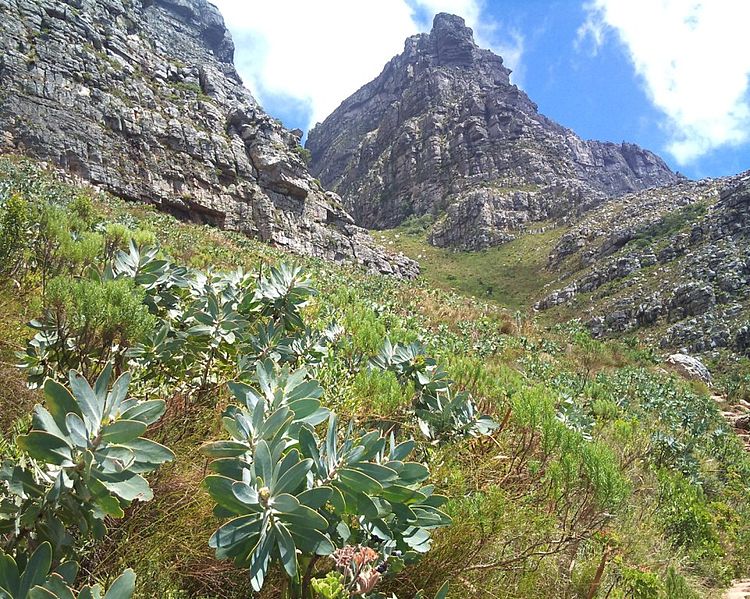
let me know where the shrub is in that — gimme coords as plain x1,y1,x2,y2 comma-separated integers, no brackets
351,368,414,417
19,277,155,383
617,563,662,599
398,213,434,235
201,362,451,596
1,368,172,598
629,202,707,248
0,544,136,598
663,566,701,599
0,193,31,281
370,339,497,442
657,471,719,557
103,223,131,259
294,145,312,165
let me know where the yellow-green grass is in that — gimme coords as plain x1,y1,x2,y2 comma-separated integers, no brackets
377,227,565,312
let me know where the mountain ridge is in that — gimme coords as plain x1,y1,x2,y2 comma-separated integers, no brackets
537,169,750,354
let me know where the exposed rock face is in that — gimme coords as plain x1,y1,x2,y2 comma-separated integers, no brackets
537,172,750,354
306,13,680,248
429,181,594,250
0,0,417,278
666,353,713,385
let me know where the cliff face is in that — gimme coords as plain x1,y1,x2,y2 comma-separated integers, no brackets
0,0,417,277
306,13,681,249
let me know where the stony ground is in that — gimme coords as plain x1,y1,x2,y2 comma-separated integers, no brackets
726,580,750,599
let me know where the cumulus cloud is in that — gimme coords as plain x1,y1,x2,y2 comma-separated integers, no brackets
579,0,750,165
210,0,523,130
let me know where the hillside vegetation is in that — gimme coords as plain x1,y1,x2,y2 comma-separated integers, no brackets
381,177,750,400
2,157,750,599
377,219,563,311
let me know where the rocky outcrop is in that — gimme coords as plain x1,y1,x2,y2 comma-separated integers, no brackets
0,0,417,278
428,181,592,251
546,178,719,267
537,172,750,354
666,353,712,385
306,13,680,248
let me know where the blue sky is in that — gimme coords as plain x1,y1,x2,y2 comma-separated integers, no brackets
210,1,750,180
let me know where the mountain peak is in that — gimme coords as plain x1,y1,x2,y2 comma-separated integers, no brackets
307,15,680,241
429,13,477,66
432,12,469,29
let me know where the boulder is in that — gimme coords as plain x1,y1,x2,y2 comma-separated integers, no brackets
666,353,712,385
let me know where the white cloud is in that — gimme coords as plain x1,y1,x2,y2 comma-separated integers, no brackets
413,0,482,25
209,0,523,130
580,0,750,165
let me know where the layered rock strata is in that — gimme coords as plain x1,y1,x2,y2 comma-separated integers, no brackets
307,13,680,249
537,173,750,354
0,0,417,277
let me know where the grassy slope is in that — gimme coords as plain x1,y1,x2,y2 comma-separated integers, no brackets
376,226,563,312
2,158,750,598
379,207,750,403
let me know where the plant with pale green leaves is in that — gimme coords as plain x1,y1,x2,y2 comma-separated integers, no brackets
299,416,451,555
238,322,342,374
310,572,347,599
0,543,135,599
201,363,451,597
371,339,497,442
1,366,173,559
205,440,334,592
106,240,191,317
244,264,317,331
109,241,169,291
414,386,498,442
369,339,435,382
0,368,170,598
124,322,185,382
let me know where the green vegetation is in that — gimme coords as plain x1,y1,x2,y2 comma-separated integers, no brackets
393,214,434,236
0,366,169,597
629,202,708,249
168,81,211,103
377,225,562,310
1,156,750,598
294,146,312,165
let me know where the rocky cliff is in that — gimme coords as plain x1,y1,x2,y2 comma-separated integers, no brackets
0,0,417,277
306,13,680,249
536,172,750,355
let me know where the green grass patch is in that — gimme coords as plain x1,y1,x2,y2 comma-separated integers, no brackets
377,227,564,311
629,201,708,248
